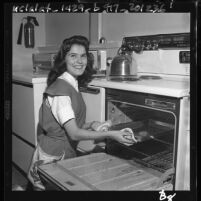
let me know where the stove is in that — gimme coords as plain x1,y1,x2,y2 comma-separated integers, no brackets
95,33,190,98
103,34,190,97
91,76,189,98
90,33,190,190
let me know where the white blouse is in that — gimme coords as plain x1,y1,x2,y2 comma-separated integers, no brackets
47,72,78,126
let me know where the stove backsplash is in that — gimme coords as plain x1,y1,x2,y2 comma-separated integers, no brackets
132,49,190,77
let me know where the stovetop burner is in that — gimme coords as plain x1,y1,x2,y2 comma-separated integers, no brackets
139,75,162,80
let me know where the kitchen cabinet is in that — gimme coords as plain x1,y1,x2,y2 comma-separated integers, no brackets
12,135,35,174
77,86,106,153
12,83,35,144
12,72,47,173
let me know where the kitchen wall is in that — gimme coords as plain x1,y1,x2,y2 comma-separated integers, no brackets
100,13,190,58
12,13,90,71
12,13,46,71
44,13,190,45
45,13,90,46
101,13,190,43
12,13,190,71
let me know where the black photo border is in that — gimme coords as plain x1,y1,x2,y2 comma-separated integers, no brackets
4,0,198,201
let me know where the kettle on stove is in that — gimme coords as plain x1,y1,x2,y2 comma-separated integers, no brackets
109,46,138,78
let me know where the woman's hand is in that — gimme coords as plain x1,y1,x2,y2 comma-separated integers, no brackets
109,130,137,146
91,120,112,131
121,128,138,144
82,121,102,130
90,121,102,131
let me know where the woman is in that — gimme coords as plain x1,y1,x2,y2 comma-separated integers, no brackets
27,35,136,190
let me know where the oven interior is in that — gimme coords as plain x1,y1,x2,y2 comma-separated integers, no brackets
105,91,177,176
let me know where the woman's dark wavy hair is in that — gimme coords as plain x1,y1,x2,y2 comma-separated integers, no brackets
47,35,95,87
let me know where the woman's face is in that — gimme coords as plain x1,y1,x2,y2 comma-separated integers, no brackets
65,44,87,78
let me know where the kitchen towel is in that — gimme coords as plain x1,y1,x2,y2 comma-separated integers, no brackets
121,127,138,146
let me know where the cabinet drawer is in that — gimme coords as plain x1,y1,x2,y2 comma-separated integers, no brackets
12,84,35,144
12,135,35,173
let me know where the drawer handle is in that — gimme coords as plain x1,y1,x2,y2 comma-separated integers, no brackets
80,87,100,94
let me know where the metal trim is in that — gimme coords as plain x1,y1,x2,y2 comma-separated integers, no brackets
12,80,33,88
12,132,35,148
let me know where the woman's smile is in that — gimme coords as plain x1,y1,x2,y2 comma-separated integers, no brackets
65,44,87,77
73,65,84,69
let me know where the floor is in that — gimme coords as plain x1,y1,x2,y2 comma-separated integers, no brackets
12,165,29,191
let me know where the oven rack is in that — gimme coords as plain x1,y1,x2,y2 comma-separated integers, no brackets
132,150,173,173
111,119,174,145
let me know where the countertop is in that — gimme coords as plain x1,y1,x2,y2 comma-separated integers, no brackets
12,71,48,84
90,77,190,98
12,71,190,98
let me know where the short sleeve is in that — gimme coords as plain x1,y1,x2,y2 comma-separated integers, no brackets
47,96,75,126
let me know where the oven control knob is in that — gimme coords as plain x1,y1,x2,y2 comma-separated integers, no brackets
128,43,134,51
152,41,159,50
145,41,151,50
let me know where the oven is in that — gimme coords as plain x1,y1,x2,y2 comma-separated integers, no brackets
105,87,189,190
89,32,190,190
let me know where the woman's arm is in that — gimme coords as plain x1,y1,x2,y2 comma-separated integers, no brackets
49,96,107,131
63,119,135,145
48,96,135,145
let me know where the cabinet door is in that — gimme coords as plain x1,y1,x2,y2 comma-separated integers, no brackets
77,87,105,152
12,83,35,145
33,83,47,145
81,86,105,122
12,135,35,173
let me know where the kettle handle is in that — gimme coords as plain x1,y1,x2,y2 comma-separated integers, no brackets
117,46,131,55
117,47,123,55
